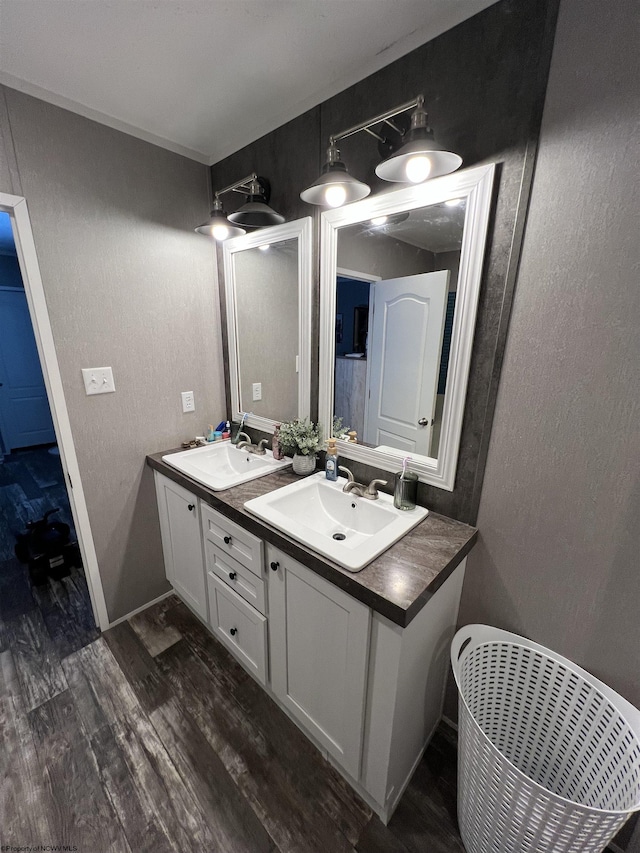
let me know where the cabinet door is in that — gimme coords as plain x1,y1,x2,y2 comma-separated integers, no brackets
154,472,207,621
268,546,371,778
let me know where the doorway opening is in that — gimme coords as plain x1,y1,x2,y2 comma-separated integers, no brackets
0,194,109,657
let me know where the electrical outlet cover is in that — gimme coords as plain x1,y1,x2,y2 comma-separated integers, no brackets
181,391,195,413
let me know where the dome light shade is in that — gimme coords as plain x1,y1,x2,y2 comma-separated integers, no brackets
300,144,370,207
375,100,462,183
195,199,246,240
228,178,285,228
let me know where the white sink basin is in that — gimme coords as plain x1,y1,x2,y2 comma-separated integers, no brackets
244,472,428,571
162,441,291,491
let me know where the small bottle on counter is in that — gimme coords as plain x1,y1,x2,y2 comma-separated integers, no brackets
325,438,339,481
272,424,284,460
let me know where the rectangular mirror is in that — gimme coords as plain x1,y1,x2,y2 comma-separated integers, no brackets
223,217,312,433
319,164,495,490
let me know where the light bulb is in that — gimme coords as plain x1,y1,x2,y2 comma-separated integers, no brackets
259,244,270,251
371,216,388,226
324,184,347,208
212,223,230,241
445,198,462,207
405,155,432,183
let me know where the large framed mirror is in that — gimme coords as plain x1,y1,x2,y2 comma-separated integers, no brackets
319,163,495,490
223,217,313,433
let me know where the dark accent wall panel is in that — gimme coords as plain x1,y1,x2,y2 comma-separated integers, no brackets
210,0,560,524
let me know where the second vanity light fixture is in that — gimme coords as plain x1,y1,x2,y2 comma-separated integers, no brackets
300,95,462,207
196,173,284,241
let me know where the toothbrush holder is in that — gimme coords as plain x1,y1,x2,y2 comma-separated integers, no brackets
394,471,418,511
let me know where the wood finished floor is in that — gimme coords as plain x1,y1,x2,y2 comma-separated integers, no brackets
1,593,470,853
0,449,629,851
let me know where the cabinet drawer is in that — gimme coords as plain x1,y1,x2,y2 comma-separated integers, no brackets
201,503,263,576
207,573,267,685
205,540,266,615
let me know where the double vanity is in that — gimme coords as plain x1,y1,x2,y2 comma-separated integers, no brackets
147,442,476,823
145,162,497,822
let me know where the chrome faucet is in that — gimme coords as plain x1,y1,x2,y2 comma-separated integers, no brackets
236,433,269,455
338,466,388,500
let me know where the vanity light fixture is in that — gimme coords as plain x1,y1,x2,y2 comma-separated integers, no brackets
196,173,284,240
300,142,370,207
300,95,462,207
228,175,285,228
195,197,246,241
375,96,462,183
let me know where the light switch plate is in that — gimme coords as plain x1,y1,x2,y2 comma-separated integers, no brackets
252,382,262,401
82,367,115,395
181,391,195,413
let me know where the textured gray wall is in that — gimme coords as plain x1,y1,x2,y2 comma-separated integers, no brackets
0,88,226,622
459,0,640,726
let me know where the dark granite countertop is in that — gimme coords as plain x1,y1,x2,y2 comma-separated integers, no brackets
147,448,477,628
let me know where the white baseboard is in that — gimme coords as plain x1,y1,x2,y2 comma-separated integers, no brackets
106,589,175,628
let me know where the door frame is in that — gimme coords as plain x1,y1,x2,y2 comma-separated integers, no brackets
0,192,109,630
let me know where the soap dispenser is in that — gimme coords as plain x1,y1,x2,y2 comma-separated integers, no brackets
325,438,339,481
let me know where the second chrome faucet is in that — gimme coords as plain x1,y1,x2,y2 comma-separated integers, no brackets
338,466,388,500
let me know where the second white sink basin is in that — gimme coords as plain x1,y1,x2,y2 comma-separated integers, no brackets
244,472,428,571
163,441,291,491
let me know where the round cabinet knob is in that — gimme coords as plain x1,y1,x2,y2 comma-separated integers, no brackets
229,627,237,636
187,503,195,511
223,535,232,545
228,572,236,580
270,561,280,571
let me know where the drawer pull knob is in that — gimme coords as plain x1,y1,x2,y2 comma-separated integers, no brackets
187,503,195,512
229,627,237,636
270,561,279,571
228,572,236,580
223,535,232,545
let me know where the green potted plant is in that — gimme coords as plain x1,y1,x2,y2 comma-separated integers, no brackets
279,417,322,475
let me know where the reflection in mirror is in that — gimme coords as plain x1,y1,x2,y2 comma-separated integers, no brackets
333,199,466,459
234,239,298,421
319,164,495,491
223,218,312,433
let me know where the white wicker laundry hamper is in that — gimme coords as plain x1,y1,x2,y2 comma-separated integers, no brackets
451,625,640,853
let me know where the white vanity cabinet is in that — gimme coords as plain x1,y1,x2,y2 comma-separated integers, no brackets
267,545,371,779
153,471,207,621
153,468,469,824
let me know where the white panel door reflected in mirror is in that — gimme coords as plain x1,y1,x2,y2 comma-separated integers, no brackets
223,217,313,434
320,164,495,491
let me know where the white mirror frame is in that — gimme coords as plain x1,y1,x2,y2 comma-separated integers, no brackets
319,163,495,491
223,216,313,434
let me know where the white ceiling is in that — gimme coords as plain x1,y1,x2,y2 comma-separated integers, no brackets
0,0,496,166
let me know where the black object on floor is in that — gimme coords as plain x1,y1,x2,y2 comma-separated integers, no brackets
14,506,80,584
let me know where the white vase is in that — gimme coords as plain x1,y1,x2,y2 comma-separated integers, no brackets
292,453,316,475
